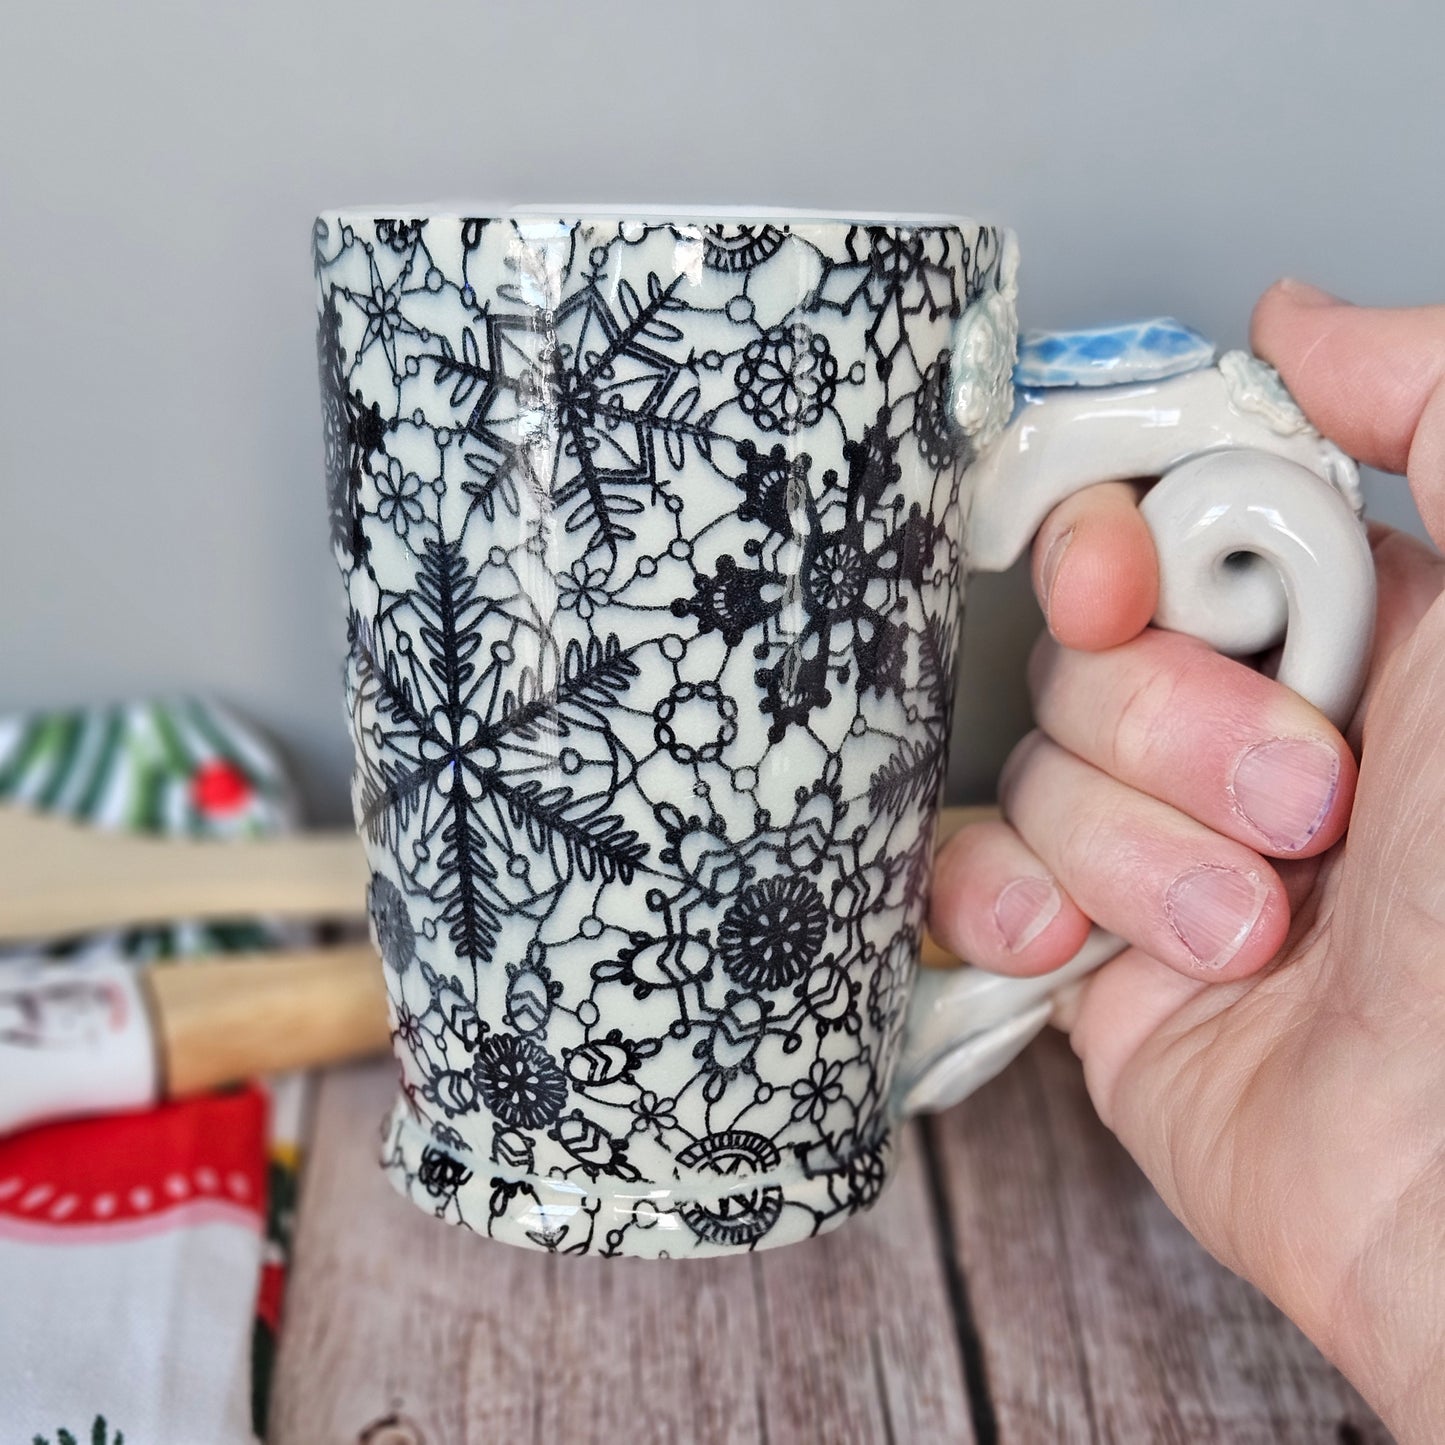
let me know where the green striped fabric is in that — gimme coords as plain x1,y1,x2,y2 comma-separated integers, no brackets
0,698,295,833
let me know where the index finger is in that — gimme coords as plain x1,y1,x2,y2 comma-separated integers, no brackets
1029,480,1159,652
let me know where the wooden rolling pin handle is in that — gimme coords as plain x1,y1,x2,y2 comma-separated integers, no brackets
143,945,393,1099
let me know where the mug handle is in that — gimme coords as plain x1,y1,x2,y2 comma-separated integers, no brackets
894,296,1376,1115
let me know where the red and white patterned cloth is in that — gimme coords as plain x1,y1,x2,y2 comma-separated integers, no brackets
0,1092,271,1441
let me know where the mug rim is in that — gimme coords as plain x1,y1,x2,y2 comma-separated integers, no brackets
320,200,991,230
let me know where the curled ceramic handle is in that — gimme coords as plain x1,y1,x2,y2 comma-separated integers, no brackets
896,305,1376,1115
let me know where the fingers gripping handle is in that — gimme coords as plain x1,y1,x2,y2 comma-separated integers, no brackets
897,928,1123,1115
895,330,1376,1116
1140,450,1373,728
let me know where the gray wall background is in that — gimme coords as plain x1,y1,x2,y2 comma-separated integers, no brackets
2,1,1438,825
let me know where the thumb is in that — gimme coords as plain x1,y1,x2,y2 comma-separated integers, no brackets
1250,283,1445,549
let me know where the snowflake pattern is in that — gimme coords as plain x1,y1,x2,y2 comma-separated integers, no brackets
315,212,1010,1257
675,412,945,740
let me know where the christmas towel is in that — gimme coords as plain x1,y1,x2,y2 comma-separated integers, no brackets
0,700,311,1444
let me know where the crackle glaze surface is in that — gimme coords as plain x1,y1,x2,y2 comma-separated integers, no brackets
314,213,1008,1256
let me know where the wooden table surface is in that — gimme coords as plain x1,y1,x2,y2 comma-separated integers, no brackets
268,1033,1389,1444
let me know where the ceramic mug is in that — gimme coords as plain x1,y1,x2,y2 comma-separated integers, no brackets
313,207,1374,1258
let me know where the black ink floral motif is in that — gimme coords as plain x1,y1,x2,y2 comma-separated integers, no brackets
368,872,415,972
556,559,609,620
734,322,838,433
629,1089,678,1139
845,1145,889,1210
717,874,829,989
473,1031,568,1129
373,456,426,535
652,680,738,765
790,1057,846,1124
317,214,1004,1257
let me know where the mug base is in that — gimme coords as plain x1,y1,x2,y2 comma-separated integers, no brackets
378,1098,899,1260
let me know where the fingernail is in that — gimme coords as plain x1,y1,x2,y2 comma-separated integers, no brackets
1040,527,1074,620
1165,866,1268,971
1277,277,1346,307
994,875,1061,952
1230,737,1339,852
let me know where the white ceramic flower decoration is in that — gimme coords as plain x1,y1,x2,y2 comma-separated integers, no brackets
951,234,1019,447
1217,350,1310,435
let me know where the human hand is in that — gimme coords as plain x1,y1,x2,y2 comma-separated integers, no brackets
929,284,1445,1441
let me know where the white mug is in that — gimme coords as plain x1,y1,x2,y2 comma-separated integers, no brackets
314,206,1373,1258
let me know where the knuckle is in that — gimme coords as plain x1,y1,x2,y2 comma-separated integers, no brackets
998,729,1048,810
1107,640,1208,776
1108,665,1180,775
1056,798,1121,884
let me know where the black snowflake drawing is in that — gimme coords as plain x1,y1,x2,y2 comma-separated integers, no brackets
676,412,944,740
429,273,720,567
350,539,648,979
809,227,964,384
318,213,1006,1258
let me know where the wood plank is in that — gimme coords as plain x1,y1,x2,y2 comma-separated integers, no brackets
268,1060,975,1445
928,1030,1391,1444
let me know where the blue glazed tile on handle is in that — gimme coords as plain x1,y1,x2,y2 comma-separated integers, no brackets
1015,318,1215,389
